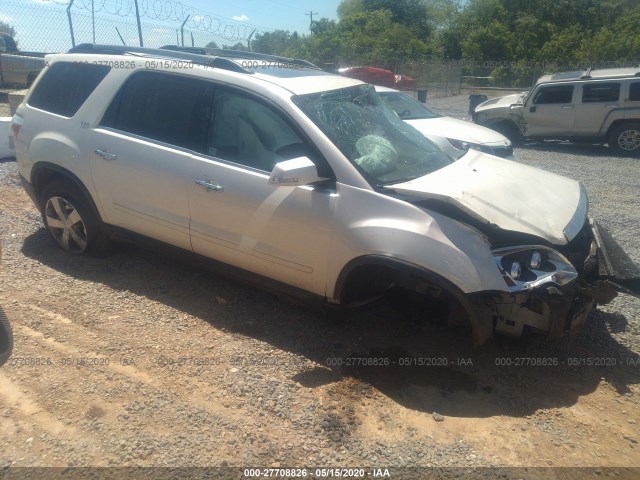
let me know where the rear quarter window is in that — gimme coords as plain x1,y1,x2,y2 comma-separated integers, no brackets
28,62,110,117
630,82,640,101
100,71,213,151
582,83,620,103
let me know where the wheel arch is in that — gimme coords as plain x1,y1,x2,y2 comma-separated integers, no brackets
606,118,640,138
31,162,104,223
332,255,494,345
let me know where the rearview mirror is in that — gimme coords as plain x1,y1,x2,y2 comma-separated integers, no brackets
268,157,324,187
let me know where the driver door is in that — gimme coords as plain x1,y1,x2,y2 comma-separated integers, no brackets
523,84,576,137
187,87,336,295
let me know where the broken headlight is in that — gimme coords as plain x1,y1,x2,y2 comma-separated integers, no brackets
492,246,578,292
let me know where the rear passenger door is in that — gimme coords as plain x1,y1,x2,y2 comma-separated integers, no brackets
523,84,575,137
573,82,622,136
626,81,640,119
92,71,212,251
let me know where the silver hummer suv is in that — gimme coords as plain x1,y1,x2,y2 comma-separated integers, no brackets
472,67,640,153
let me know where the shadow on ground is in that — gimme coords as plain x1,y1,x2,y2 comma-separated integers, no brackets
518,141,638,158
21,229,640,418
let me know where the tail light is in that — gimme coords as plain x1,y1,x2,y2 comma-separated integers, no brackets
10,114,23,141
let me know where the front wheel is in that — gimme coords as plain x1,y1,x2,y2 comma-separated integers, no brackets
491,121,523,146
608,123,640,154
39,180,110,256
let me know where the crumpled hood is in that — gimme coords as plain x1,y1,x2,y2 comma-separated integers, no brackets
405,116,510,146
386,151,587,245
475,92,527,112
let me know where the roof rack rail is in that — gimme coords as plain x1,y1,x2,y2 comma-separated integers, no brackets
160,45,320,70
67,43,250,74
581,66,593,79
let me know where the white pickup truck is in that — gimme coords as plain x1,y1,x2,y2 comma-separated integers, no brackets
0,33,46,87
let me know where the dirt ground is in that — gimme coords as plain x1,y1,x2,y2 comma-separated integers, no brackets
1,110,640,479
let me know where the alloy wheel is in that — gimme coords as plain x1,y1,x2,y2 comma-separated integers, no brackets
44,196,88,254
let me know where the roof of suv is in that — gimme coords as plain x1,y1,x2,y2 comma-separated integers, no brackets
536,66,640,85
65,43,362,95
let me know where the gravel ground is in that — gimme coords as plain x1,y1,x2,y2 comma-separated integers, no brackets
1,93,639,479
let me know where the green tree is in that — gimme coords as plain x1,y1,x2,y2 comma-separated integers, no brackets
222,42,248,51
362,0,431,38
0,21,18,49
579,8,640,62
205,41,218,48
337,0,365,19
252,30,302,56
0,21,16,37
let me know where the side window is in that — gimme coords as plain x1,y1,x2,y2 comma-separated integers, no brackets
0,37,6,52
630,82,640,101
101,71,213,151
207,90,313,172
532,85,574,105
582,83,620,103
28,62,110,117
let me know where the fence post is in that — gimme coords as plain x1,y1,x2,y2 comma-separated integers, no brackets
133,0,143,47
91,0,95,43
181,15,190,47
67,0,75,47
116,27,126,45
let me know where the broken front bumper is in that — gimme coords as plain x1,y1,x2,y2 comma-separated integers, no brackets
485,219,640,339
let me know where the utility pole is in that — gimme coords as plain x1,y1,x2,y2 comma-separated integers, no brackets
305,11,318,32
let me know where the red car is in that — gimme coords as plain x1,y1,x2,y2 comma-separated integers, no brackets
338,66,396,88
338,66,416,90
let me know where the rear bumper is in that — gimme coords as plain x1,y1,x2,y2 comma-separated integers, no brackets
19,173,38,207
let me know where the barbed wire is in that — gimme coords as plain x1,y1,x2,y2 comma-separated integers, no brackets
38,0,272,41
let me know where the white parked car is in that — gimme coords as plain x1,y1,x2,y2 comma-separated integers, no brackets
375,86,514,158
12,44,638,344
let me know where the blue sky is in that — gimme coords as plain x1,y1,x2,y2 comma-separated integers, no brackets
192,0,343,34
1,0,344,51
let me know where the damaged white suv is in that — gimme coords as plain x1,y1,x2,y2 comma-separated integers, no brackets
13,45,640,344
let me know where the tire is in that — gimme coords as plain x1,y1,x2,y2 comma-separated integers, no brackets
26,72,37,88
0,306,13,367
492,121,523,146
608,123,640,154
39,180,110,256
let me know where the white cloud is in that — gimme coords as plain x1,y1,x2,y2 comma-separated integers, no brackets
232,14,249,22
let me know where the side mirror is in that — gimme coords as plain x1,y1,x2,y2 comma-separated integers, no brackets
529,106,536,113
268,157,324,187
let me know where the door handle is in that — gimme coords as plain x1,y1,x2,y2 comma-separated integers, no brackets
605,104,618,108
95,149,117,161
195,179,224,192
561,105,574,110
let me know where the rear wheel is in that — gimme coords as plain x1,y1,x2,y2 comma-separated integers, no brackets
608,123,640,154
39,180,110,256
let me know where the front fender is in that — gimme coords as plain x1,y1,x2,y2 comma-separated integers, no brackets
326,183,507,300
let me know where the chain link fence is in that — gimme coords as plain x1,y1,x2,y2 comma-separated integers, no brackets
3,0,637,99
1,0,262,52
